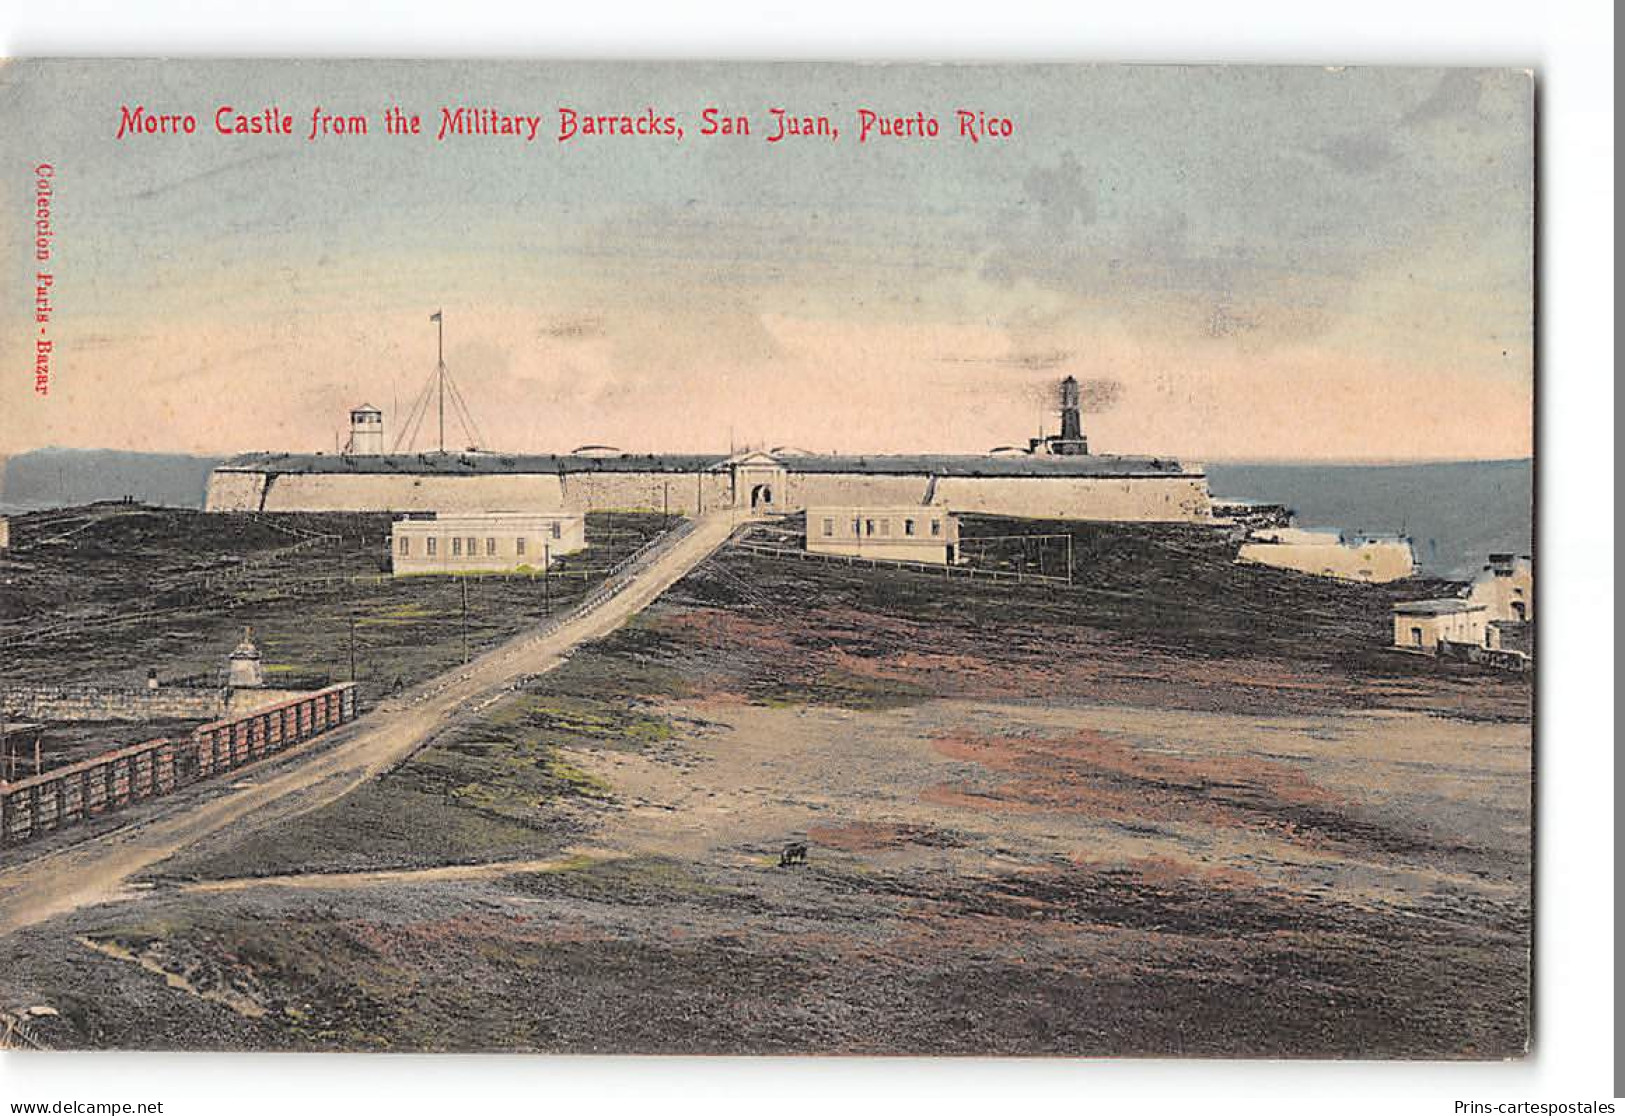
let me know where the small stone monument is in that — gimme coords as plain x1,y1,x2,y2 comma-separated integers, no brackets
227,626,266,689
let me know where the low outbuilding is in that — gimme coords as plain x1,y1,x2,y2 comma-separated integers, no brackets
805,506,959,565
391,511,585,576
1392,598,1489,653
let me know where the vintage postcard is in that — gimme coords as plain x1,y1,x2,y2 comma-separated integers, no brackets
0,61,1532,1057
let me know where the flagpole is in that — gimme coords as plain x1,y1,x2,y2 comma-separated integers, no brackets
434,309,445,454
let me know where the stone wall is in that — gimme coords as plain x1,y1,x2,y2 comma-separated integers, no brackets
263,471,566,513
933,474,1212,522
1,685,228,722
203,469,268,511
787,473,931,509
207,469,568,513
207,464,1216,523
1239,537,1416,583
558,470,734,515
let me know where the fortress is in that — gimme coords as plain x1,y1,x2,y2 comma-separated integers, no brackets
205,377,1215,524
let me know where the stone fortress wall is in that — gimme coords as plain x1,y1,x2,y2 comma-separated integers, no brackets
209,460,1216,523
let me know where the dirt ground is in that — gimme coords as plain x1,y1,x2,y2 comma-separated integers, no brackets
0,522,1531,1057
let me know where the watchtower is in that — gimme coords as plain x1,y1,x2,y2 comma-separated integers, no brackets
348,404,384,455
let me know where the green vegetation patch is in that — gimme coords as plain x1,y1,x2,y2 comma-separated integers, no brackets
152,688,679,881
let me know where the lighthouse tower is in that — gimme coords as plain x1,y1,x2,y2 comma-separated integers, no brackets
1053,376,1089,455
348,404,384,455
1028,376,1090,456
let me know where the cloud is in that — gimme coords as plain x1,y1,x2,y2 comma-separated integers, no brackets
1403,70,1486,127
1313,131,1402,176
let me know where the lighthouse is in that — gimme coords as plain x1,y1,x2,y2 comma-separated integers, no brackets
1028,376,1090,456
1054,376,1088,455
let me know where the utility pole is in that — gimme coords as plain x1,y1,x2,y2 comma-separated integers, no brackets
460,575,469,664
543,544,551,615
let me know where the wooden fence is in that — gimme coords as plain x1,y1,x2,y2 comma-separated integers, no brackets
0,682,357,846
190,683,358,780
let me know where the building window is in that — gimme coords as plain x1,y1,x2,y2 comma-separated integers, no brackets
865,519,875,536
822,518,834,537
851,518,861,535
930,519,941,537
1411,627,1423,647
427,537,437,557
466,537,477,556
398,537,410,556
550,522,562,540
879,519,891,537
904,519,915,536
451,537,462,557
516,537,526,556
486,537,497,556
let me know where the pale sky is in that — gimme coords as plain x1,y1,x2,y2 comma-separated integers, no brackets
0,61,1532,462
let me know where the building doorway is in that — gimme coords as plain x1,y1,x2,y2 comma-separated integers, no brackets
751,484,774,511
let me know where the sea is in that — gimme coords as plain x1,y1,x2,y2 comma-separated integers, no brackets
2,450,1532,582
1206,459,1533,580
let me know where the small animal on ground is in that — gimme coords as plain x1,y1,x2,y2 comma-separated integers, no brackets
779,842,808,867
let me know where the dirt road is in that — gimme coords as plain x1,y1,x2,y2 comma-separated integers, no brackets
0,513,741,936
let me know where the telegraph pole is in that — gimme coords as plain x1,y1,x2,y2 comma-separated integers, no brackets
543,544,551,615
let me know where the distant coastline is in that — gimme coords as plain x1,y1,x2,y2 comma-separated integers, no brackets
2,448,1531,581
1207,458,1532,579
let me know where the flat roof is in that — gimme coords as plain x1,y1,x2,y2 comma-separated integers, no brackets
807,506,953,515
219,452,728,475
781,454,1197,477
393,510,580,524
1392,598,1487,616
218,450,1200,479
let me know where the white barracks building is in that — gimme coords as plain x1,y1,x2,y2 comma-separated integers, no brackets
391,512,585,576
806,507,961,565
